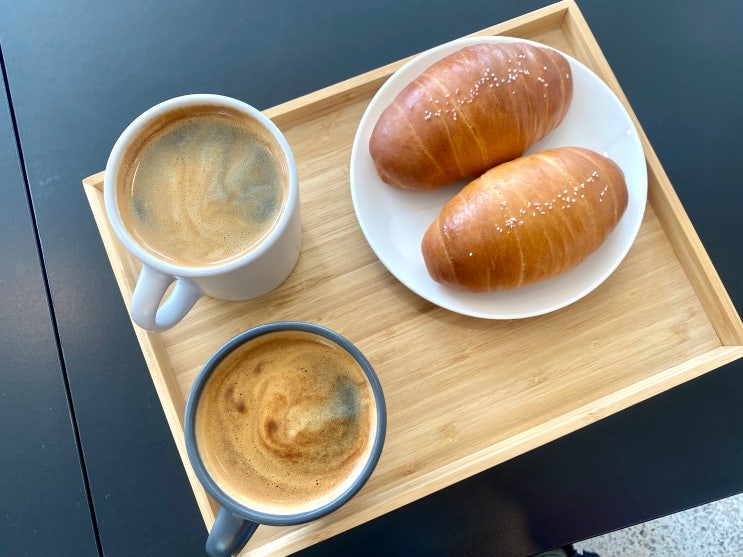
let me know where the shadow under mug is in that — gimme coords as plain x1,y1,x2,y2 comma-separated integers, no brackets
184,322,387,557
104,94,301,332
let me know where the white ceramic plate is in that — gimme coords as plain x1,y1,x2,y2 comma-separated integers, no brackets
350,36,647,319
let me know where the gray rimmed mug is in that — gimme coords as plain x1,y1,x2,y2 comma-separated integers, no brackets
184,322,386,557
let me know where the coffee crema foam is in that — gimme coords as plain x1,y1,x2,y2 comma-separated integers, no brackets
117,105,287,267
194,330,376,514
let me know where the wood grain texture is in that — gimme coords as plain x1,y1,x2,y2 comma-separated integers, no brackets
82,1,743,555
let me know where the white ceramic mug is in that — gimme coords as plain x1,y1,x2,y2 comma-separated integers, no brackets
104,94,301,332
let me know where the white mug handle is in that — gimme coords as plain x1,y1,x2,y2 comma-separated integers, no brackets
130,264,203,332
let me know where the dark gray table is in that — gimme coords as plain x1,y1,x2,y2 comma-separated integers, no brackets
0,68,98,557
2,1,742,556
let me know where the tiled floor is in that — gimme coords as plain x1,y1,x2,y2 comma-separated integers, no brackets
572,492,743,556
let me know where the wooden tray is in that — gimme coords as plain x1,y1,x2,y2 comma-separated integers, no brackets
83,1,743,555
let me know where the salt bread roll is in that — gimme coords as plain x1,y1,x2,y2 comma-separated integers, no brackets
369,41,573,191
421,147,628,292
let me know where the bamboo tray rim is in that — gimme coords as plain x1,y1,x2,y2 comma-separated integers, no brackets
82,1,743,555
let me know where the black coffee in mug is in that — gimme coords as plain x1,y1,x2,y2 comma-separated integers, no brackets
105,95,301,333
185,322,386,557
116,105,288,268
194,329,378,514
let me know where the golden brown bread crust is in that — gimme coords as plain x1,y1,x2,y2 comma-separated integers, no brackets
421,147,628,292
369,42,573,191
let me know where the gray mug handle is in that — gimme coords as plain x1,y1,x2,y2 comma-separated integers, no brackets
206,508,259,557
130,264,202,332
